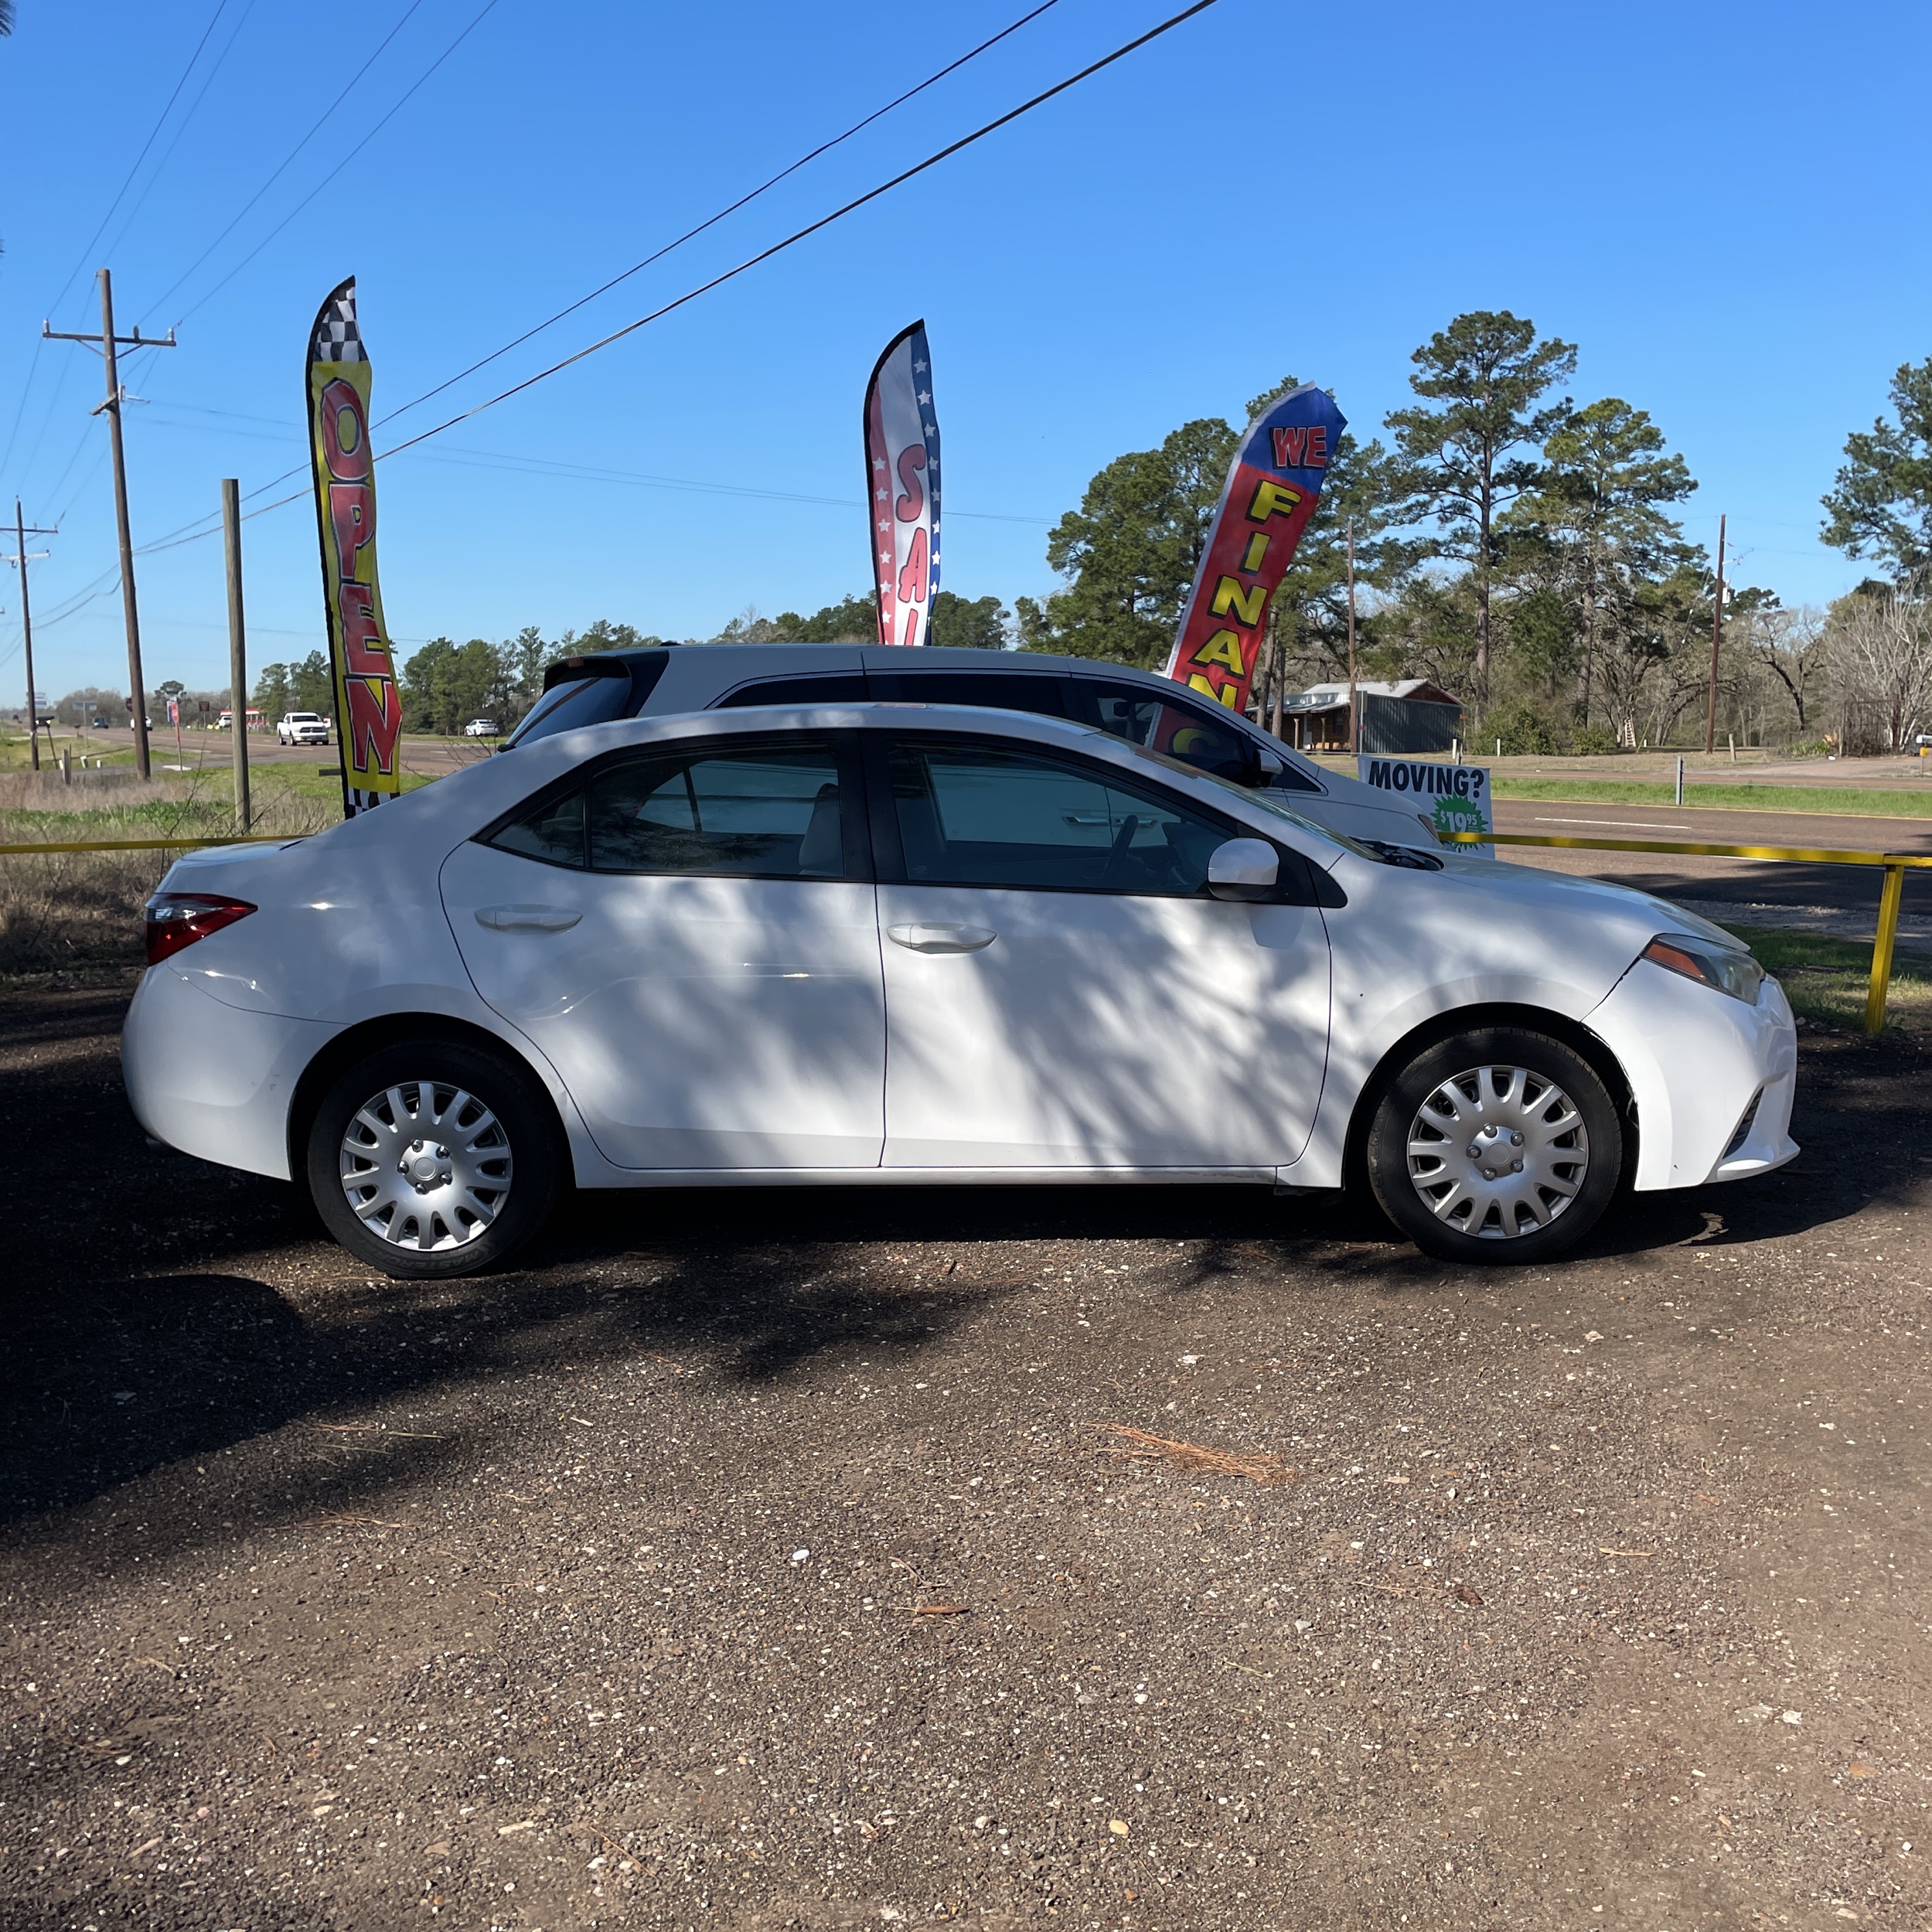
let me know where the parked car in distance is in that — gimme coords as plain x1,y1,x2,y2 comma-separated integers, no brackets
125,702,1797,1281
277,712,331,745
463,718,500,738
504,642,1447,852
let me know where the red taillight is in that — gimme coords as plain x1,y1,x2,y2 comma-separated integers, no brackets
145,892,256,966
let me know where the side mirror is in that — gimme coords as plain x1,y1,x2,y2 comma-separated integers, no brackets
1207,837,1279,902
1255,746,1284,778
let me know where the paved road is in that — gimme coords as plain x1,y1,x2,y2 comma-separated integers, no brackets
1489,799,1932,946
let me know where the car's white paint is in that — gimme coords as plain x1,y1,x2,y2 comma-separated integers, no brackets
875,883,1329,1169
124,704,1797,1205
442,845,886,1169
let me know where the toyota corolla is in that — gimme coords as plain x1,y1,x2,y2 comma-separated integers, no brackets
123,704,1797,1276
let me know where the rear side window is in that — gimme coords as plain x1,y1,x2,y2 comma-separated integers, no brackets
490,790,586,867
867,670,1068,718
714,673,867,709
884,738,1225,896
588,744,846,877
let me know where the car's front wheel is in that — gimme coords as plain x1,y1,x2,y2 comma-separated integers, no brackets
305,1040,562,1279
1365,1025,1623,1264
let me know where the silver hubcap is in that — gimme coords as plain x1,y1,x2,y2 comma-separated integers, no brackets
1405,1064,1589,1240
338,1080,513,1252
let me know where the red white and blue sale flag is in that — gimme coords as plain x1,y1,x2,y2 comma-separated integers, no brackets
864,320,940,647
306,277,404,818
1163,384,1348,711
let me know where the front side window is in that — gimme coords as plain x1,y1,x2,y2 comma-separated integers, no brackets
886,739,1228,896
589,744,845,877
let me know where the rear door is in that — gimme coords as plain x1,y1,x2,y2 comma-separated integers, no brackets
442,733,884,1170
867,731,1331,1170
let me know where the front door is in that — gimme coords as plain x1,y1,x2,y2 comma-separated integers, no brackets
442,734,884,1170
868,733,1331,1170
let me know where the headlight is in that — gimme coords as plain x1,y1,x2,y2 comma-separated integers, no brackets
1641,933,1764,1004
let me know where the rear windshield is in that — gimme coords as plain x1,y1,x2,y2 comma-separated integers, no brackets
504,656,667,749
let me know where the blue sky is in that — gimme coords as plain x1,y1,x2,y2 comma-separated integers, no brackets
1,0,1927,696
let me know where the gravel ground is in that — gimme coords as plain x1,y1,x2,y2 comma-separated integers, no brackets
3,978,1929,1932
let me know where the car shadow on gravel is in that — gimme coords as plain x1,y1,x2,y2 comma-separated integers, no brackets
3,1013,1920,1535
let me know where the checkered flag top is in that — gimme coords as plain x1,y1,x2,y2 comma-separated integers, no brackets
309,278,365,364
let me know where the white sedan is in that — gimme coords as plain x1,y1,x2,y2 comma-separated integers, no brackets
123,704,1797,1277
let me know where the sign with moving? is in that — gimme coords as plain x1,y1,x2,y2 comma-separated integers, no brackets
1358,755,1492,857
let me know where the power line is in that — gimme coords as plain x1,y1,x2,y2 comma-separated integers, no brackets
1,3,233,489
42,0,234,327
139,0,434,325
376,0,1065,432
133,0,1220,558
380,1,1221,464
164,0,507,329
101,1,263,273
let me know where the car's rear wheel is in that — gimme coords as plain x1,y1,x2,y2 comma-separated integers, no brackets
305,1040,561,1279
1365,1025,1622,1264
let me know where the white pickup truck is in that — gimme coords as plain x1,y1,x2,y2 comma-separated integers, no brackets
276,712,331,746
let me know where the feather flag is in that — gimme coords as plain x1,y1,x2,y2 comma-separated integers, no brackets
306,278,403,816
864,320,940,647
1164,384,1348,712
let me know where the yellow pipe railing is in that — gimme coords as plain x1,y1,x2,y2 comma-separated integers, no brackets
1440,830,1932,1034
2,825,1924,1031
0,833,299,854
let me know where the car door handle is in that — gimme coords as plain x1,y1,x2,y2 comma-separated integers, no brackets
475,905,582,932
886,922,997,953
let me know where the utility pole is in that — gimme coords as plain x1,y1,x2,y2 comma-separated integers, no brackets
1345,519,1358,759
5,502,56,772
1703,512,1726,756
221,479,250,833
43,269,176,781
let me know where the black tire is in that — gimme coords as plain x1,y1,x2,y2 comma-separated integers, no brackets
1364,1025,1622,1265
305,1039,562,1279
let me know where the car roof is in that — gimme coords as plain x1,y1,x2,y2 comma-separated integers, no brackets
552,639,1187,685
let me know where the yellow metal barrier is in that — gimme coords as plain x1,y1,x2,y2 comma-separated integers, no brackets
1440,830,1932,1034
1,825,1923,1032
0,833,300,855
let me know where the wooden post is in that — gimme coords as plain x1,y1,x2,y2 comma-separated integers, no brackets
1345,519,1358,759
1704,513,1726,755
223,479,250,833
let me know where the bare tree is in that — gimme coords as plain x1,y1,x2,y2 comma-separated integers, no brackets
1749,605,1831,738
1829,581,1932,752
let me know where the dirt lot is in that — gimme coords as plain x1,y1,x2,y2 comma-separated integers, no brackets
3,980,1929,1932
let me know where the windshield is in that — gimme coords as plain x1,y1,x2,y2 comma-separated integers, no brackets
1132,744,1435,867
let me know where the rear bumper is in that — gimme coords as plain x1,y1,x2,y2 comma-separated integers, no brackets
1586,963,1799,1191
121,963,333,1181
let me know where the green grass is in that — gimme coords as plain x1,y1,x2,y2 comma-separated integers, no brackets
1492,778,1932,819
1718,923,1932,1034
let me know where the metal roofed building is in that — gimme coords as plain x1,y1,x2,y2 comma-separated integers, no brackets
1276,678,1463,755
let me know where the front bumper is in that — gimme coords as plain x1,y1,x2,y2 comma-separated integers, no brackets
1586,961,1799,1191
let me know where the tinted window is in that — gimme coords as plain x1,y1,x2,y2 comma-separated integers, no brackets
503,656,667,749
887,740,1226,896
588,744,845,878
714,673,867,709
870,670,1068,718
489,789,586,867
1078,680,1259,782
